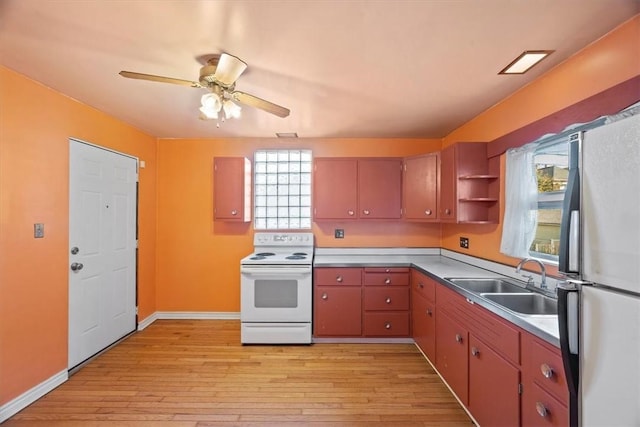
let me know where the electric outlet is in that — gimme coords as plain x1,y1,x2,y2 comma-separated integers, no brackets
34,223,44,238
460,237,469,249
335,229,345,239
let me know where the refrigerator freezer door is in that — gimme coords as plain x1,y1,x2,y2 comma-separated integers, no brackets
581,113,640,293
580,286,640,426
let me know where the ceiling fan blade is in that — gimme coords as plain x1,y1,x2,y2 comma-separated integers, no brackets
119,71,202,88
232,91,290,118
213,53,248,86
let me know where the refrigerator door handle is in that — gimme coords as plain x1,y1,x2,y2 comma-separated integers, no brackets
559,134,581,275
557,281,580,427
568,210,580,275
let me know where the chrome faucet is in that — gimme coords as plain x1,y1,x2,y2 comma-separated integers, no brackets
516,258,547,290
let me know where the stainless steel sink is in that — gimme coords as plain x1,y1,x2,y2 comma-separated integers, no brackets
446,278,530,294
482,293,558,316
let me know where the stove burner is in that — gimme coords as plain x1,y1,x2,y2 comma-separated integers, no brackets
256,252,276,256
292,252,308,256
286,255,306,260
250,256,266,260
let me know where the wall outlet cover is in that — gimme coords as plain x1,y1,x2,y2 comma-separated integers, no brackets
335,229,345,239
460,237,469,249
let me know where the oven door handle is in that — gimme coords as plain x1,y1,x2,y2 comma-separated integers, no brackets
241,267,312,277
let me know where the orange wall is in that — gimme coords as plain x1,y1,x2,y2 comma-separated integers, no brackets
441,15,640,275
155,138,441,312
0,67,157,404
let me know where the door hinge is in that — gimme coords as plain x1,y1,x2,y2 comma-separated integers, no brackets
518,383,523,395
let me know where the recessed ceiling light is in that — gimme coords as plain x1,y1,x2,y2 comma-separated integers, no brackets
499,50,554,75
276,132,298,138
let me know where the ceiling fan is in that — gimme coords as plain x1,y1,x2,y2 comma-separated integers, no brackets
119,53,290,121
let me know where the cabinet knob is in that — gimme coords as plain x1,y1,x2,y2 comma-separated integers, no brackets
363,209,370,215
418,282,424,289
385,297,392,304
321,293,328,300
455,334,463,343
425,209,432,216
535,402,548,418
384,278,391,285
471,347,480,357
336,275,343,283
385,268,390,273
426,309,433,316
348,210,355,216
231,210,238,215
385,322,391,330
540,363,554,379
445,208,451,215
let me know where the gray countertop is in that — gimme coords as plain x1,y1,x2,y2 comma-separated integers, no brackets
313,248,560,347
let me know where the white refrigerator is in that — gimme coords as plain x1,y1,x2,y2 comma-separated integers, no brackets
557,111,640,427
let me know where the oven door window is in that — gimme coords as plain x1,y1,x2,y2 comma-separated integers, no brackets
254,279,298,308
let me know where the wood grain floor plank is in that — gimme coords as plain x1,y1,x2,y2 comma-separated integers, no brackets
4,320,472,426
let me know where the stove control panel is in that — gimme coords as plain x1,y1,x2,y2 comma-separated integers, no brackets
254,232,314,246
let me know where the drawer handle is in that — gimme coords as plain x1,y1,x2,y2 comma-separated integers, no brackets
348,210,355,216
321,292,328,300
385,268,390,273
231,209,238,215
384,278,391,285
535,402,548,418
336,275,343,283
471,347,480,357
363,209,371,215
418,282,424,289
425,209,432,216
541,363,554,379
465,298,475,305
455,334,463,343
385,297,392,304
445,208,451,215
385,322,391,330
426,309,433,316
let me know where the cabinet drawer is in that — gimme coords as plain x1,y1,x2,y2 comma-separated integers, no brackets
364,287,409,311
364,267,409,273
363,312,410,337
411,269,436,301
364,272,409,287
314,268,362,286
530,340,568,404
523,383,568,427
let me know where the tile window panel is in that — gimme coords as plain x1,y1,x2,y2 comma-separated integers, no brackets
254,149,312,230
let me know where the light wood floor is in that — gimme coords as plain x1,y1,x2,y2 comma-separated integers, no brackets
5,320,472,426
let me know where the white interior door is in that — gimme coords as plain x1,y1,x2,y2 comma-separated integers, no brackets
68,139,137,369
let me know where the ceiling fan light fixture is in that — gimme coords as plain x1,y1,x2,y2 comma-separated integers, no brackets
499,50,554,74
223,99,242,119
200,93,221,119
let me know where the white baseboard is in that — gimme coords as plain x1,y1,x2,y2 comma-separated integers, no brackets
138,311,240,330
0,369,68,423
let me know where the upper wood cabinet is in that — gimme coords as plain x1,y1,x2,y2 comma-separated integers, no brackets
439,142,499,224
403,153,439,221
313,158,402,220
213,157,251,222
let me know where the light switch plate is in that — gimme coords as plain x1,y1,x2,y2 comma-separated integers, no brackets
34,223,44,238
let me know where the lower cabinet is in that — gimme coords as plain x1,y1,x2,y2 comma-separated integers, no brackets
435,308,469,404
411,269,436,360
468,335,520,427
314,267,411,338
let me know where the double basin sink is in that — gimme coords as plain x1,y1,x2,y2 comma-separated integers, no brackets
445,278,557,316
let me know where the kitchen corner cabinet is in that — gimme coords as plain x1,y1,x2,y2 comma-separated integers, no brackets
439,142,499,224
411,269,436,360
313,158,402,220
403,153,439,221
435,283,521,427
213,157,251,222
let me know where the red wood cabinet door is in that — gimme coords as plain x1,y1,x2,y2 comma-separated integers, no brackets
522,382,569,427
439,145,457,222
313,158,358,220
214,157,250,221
314,286,362,337
411,291,436,360
358,158,402,219
403,154,439,220
468,335,520,427
435,309,469,404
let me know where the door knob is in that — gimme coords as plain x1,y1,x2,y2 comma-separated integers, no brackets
70,262,84,272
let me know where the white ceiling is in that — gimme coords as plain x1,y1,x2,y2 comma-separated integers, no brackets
1,0,638,139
